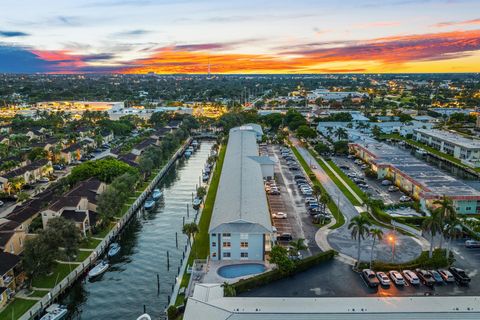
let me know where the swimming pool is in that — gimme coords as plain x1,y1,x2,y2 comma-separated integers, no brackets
217,263,266,279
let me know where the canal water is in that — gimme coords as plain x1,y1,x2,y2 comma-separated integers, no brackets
62,141,214,320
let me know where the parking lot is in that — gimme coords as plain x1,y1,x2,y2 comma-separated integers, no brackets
242,239,480,298
332,155,405,205
261,144,324,255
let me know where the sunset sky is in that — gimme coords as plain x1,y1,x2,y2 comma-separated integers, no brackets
1,0,480,73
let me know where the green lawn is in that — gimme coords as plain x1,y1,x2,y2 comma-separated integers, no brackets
306,148,361,206
28,290,49,298
94,222,115,239
75,250,93,262
32,263,73,288
79,237,102,249
326,159,367,201
291,146,345,229
176,144,226,300
0,298,37,320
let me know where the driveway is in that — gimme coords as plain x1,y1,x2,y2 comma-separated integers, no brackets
290,137,423,263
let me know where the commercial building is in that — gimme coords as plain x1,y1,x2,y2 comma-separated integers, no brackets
349,138,480,214
184,283,480,320
208,126,274,261
414,129,480,168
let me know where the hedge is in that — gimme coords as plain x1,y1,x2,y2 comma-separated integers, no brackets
233,250,336,294
362,249,452,272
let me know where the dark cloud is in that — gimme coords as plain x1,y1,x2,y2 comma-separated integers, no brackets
0,45,55,72
114,29,151,37
0,30,30,37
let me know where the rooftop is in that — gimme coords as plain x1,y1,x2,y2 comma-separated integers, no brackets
209,128,272,234
415,129,480,149
351,138,480,199
0,252,20,275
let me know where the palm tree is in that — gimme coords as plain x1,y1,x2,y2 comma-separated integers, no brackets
312,185,322,203
288,238,307,258
369,228,383,269
444,218,462,258
334,127,348,141
319,192,331,214
348,215,371,269
221,282,236,297
182,222,199,258
433,195,456,249
422,210,442,258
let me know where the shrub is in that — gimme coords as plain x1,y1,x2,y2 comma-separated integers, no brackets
167,306,178,320
366,249,451,271
233,250,335,294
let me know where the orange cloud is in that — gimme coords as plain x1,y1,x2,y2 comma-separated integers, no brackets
433,18,480,28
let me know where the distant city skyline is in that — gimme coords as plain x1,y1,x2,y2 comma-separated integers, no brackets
1,0,480,73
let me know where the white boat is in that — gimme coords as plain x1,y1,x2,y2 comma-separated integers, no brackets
40,304,68,320
107,243,120,258
152,188,163,201
144,198,156,210
136,314,151,320
192,140,199,149
184,150,192,158
88,260,109,279
193,197,202,210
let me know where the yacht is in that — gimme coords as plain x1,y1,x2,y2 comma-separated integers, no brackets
40,304,68,320
88,260,109,279
107,243,120,258
193,197,202,210
152,188,163,201
144,198,156,210
136,314,151,320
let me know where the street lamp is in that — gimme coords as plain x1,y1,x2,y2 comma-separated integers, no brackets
388,235,396,263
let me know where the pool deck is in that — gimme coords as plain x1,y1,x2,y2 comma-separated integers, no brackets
203,260,271,284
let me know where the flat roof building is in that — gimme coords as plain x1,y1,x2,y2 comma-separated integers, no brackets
414,129,480,168
208,126,273,261
349,137,480,214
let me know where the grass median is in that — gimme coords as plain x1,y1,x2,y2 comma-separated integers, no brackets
291,146,345,229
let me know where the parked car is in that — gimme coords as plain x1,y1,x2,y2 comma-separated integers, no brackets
438,269,455,283
302,189,313,196
403,270,420,285
388,186,399,192
416,269,435,287
272,212,287,219
0,200,4,207
399,195,412,202
362,269,380,288
361,164,369,170
277,233,293,241
449,267,471,285
389,270,405,285
304,197,316,203
339,165,350,170
38,177,50,183
429,270,444,284
376,272,391,286
381,180,392,186
294,175,305,180
268,190,281,195
465,240,480,248
347,172,357,178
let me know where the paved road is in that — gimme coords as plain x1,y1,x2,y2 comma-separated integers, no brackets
290,137,423,263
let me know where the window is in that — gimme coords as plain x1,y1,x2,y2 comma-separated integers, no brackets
240,242,249,248
211,233,216,237
212,252,217,258
240,233,248,240
466,207,472,211
222,242,231,248
222,233,231,238
212,242,216,247
240,252,248,258
223,252,231,258
19,238,23,247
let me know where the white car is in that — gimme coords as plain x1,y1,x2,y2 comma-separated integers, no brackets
376,272,391,286
403,270,420,285
272,212,287,219
399,195,412,202
388,186,399,192
465,240,480,248
388,270,405,285
381,180,392,186
0,200,4,207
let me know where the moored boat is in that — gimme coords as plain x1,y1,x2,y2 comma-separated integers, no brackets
40,304,68,320
136,314,151,320
88,260,109,279
184,150,192,158
107,243,120,258
193,197,202,210
152,188,163,201
144,198,156,210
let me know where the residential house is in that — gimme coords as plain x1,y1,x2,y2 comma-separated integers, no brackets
100,130,114,144
131,138,159,156
0,219,26,256
0,159,52,192
165,120,182,130
60,142,84,164
0,252,21,308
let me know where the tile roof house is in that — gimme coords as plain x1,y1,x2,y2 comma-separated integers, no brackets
0,159,52,192
0,251,22,308
131,138,159,156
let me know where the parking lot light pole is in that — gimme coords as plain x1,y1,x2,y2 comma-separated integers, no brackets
388,235,396,263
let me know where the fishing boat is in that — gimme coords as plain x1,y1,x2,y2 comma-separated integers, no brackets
40,304,68,320
107,243,120,258
136,314,151,320
152,188,162,201
144,198,156,210
88,260,109,279
193,197,202,210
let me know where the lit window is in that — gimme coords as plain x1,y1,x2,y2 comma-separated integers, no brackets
212,252,216,258
240,242,249,248
223,242,231,248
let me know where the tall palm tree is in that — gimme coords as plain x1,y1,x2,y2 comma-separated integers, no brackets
221,282,236,297
182,222,199,257
422,210,442,258
288,238,307,258
319,192,331,214
433,195,456,249
444,218,462,259
348,215,371,268
312,185,322,203
334,127,348,141
369,228,384,269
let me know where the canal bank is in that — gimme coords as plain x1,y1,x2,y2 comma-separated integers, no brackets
13,138,199,320
59,140,214,319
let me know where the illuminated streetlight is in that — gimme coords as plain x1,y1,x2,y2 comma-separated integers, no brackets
388,234,396,263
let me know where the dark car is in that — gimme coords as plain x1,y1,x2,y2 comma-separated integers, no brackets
449,267,471,285
429,270,444,284
416,269,435,287
362,269,380,288
277,233,293,242
294,175,305,180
